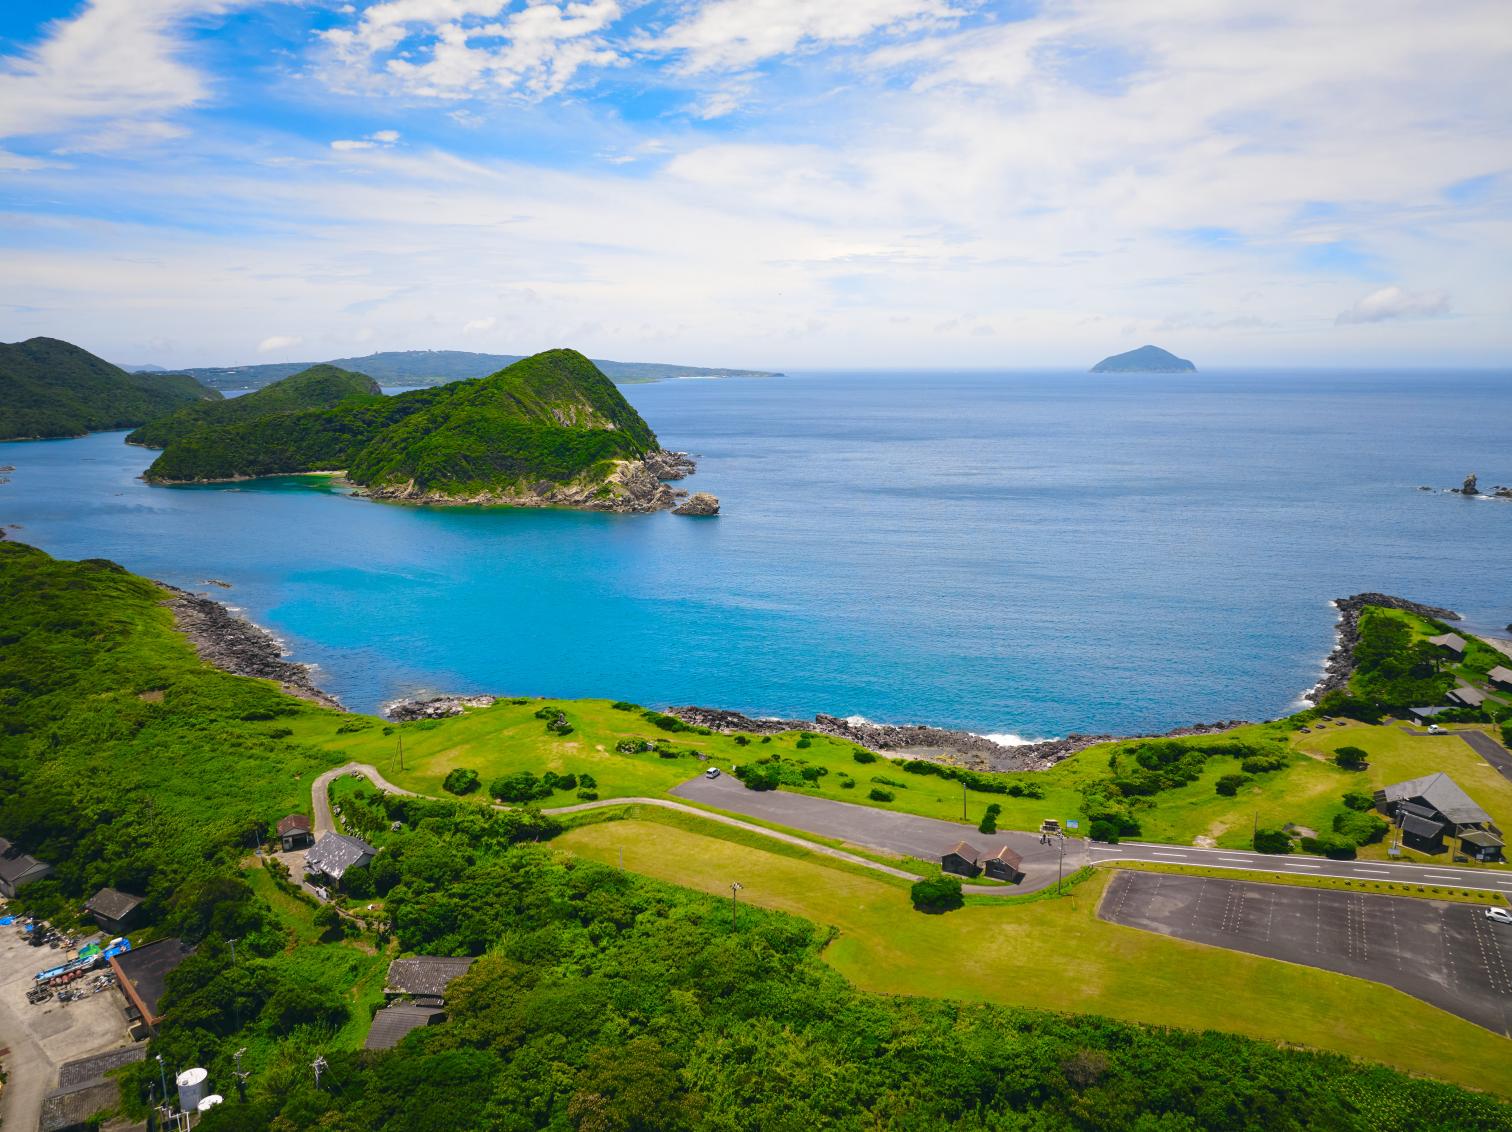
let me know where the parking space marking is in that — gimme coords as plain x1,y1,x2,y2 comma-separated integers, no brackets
1471,915,1509,995
1439,907,1460,992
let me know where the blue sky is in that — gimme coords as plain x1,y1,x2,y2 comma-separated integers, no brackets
0,1,1508,368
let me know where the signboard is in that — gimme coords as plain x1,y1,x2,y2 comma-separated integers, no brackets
1066,820,1079,830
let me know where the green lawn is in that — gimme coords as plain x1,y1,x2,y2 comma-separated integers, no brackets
557,817,1512,1097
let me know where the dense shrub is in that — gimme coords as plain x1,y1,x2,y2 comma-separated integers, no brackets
1301,833,1358,860
1240,753,1287,775
1089,820,1120,844
1333,809,1389,846
795,737,812,749
734,763,780,791
852,749,877,764
615,738,654,754
1215,773,1249,797
443,768,481,795
868,788,895,802
610,701,639,711
640,710,692,733
1342,790,1374,811
1333,746,1368,770
490,771,553,803
1254,828,1292,854
910,875,963,912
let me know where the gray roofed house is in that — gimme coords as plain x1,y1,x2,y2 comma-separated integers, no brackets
1446,685,1488,708
304,833,375,883
85,887,144,933
1407,705,1448,721
365,1003,446,1050
39,1046,148,1132
1427,632,1467,656
1378,772,1502,861
1400,813,1444,842
385,956,476,1000
1487,665,1512,690
0,846,53,898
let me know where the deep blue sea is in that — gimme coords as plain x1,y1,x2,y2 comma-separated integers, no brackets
3,370,1510,739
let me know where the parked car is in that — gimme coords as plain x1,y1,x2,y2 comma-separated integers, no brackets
704,767,721,779
1486,907,1512,926
1427,724,1445,735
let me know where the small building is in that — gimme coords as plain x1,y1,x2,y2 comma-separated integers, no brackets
366,956,477,1051
85,887,144,934
304,833,375,887
1407,705,1448,723
983,845,1024,883
111,938,194,1035
1487,665,1512,691
941,841,981,877
1427,632,1467,657
1375,772,1504,862
39,1047,148,1132
1446,685,1488,708
276,814,313,851
0,841,53,898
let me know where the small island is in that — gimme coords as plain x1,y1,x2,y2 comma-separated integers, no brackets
139,348,716,515
1090,344,1197,373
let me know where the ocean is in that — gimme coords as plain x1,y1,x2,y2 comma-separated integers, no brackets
2,368,1509,739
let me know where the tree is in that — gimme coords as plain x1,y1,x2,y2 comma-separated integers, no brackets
313,903,343,939
1253,828,1291,854
1333,746,1368,770
910,875,963,912
443,768,481,795
1215,773,1249,797
1341,790,1374,811
1088,820,1119,844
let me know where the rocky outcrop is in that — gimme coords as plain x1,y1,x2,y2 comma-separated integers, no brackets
160,585,339,708
355,455,684,513
672,492,720,516
666,706,1251,772
384,694,498,721
1455,473,1480,495
1306,592,1460,704
644,450,697,480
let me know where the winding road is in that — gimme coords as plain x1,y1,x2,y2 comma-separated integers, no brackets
311,763,1512,897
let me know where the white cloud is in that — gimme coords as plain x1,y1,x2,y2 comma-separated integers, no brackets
257,335,303,352
331,129,402,151
1335,286,1451,325
321,0,622,99
462,316,496,332
0,0,239,143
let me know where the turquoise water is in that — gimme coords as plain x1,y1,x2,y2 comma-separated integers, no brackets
2,369,1510,738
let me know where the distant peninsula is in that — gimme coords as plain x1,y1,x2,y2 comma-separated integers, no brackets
125,348,781,392
1090,345,1196,373
0,337,219,441
141,349,714,514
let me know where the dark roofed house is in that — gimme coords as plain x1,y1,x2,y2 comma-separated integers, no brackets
111,938,194,1034
983,845,1024,883
385,956,476,1000
366,956,477,1051
1488,665,1512,691
39,1047,147,1132
304,833,375,886
1407,705,1448,722
1427,632,1467,657
0,845,53,898
941,841,981,878
277,813,313,851
85,887,144,934
1446,685,1488,708
1378,772,1503,862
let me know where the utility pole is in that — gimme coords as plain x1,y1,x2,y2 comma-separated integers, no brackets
312,1056,328,1091
730,881,743,931
397,735,404,772
962,780,968,821
1056,831,1065,894
228,937,238,965
233,1048,250,1103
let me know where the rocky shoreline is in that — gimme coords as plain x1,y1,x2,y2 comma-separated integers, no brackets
160,584,341,709
385,694,498,721
1305,591,1460,704
353,450,717,515
666,706,1249,772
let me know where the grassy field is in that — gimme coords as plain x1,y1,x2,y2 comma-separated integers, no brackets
557,817,1512,1097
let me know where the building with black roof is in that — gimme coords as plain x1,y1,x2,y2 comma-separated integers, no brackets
110,938,194,1034
85,887,144,934
1375,773,1504,861
0,839,53,898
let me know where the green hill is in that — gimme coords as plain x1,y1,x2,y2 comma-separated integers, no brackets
1090,344,1197,373
0,337,218,441
144,349,680,510
126,364,381,449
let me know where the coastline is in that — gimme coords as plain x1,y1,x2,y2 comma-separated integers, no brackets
1304,591,1460,704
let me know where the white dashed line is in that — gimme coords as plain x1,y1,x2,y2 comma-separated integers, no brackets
1153,852,1188,859
1424,874,1460,881
1220,857,1249,863
1352,869,1390,876
1286,863,1321,869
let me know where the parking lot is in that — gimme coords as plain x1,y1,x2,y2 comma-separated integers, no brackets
1100,871,1512,1036
0,917,136,1132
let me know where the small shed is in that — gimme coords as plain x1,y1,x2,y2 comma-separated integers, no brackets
1458,828,1505,862
0,847,53,898
1446,685,1487,708
277,814,313,851
941,841,981,878
1427,632,1467,657
1486,665,1512,691
1400,812,1445,853
1407,706,1448,722
365,1003,445,1050
983,845,1024,883
85,887,144,934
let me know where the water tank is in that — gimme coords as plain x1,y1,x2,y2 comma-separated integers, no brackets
198,1094,224,1114
176,1067,208,1112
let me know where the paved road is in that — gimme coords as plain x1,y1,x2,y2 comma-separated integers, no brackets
673,774,1512,895
1454,729,1512,785
1101,871,1512,1036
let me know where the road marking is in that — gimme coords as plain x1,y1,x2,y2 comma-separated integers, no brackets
1352,869,1390,876
1153,852,1188,859
1424,874,1460,881
1286,863,1321,869
1220,857,1249,863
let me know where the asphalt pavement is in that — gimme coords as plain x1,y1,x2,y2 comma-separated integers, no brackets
1100,871,1512,1036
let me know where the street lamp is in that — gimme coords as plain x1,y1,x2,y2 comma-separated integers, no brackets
730,881,743,931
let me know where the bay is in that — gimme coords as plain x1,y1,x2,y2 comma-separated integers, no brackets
2,368,1508,739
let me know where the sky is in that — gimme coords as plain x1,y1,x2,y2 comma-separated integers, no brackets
0,1,1509,370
